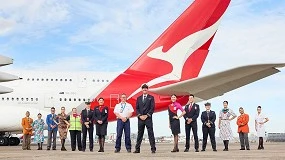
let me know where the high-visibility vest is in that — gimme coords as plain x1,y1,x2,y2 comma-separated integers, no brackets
69,115,82,131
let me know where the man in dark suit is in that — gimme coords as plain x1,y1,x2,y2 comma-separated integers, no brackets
81,102,94,152
183,94,200,152
201,102,217,152
134,84,156,154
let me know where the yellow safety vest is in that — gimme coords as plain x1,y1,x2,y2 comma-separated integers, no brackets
69,115,82,131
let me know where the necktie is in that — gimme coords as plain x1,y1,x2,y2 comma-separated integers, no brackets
189,103,192,112
143,95,146,102
52,114,54,119
207,111,210,119
87,109,89,116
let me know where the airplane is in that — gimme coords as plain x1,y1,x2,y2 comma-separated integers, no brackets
0,0,284,146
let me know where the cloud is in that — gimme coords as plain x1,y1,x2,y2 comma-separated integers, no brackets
0,0,70,39
0,17,16,35
199,1,285,76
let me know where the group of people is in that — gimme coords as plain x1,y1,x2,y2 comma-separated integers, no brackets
21,83,269,153
167,96,269,152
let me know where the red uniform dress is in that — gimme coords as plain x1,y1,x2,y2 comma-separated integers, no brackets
168,102,184,135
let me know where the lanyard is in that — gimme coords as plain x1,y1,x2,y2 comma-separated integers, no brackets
120,103,126,112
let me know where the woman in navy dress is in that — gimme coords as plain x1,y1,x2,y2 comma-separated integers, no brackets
93,97,109,152
168,94,186,152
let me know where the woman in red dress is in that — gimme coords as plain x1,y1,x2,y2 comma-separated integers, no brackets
168,94,186,152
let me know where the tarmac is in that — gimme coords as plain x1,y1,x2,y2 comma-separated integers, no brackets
0,143,284,160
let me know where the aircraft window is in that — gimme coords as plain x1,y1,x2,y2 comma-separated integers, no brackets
87,99,90,102
26,98,29,101
97,80,99,82
92,79,95,82
46,79,48,81
12,98,14,101
27,78,30,81
16,98,19,101
41,78,44,81
102,80,104,82
69,98,71,101
35,98,38,101
74,98,76,101
60,79,63,81
31,98,33,101
21,98,24,101
7,98,9,101
83,98,86,102
32,78,34,81
78,98,81,101
65,79,67,81
56,79,58,81
106,80,109,82
70,79,72,82
51,79,53,81
37,78,39,81
59,98,62,101
64,98,67,101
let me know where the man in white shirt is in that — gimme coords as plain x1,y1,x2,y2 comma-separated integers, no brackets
114,93,134,153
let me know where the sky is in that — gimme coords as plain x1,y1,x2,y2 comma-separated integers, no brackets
0,0,285,137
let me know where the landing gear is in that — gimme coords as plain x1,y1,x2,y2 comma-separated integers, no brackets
0,132,20,146
0,137,8,146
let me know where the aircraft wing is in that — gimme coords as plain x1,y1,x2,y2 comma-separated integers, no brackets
150,63,285,100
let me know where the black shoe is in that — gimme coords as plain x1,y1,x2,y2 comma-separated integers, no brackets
72,149,75,151
184,148,189,152
52,148,56,150
47,148,50,151
246,148,250,150
223,148,228,151
127,149,131,153
151,150,156,154
201,149,205,152
82,150,85,152
90,149,93,152
261,147,264,150
114,149,120,153
195,149,199,152
171,149,178,152
133,150,140,153
61,147,67,151
240,148,245,150
213,149,217,152
27,148,31,150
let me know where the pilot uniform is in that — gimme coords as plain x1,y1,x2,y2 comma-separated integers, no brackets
81,107,94,152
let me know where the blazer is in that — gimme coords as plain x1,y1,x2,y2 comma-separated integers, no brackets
201,110,216,128
81,109,94,125
183,103,200,123
93,106,108,124
237,113,249,133
46,114,58,131
21,117,33,135
136,94,155,118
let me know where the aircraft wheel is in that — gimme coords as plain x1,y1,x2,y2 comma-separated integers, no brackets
9,137,19,146
0,137,9,146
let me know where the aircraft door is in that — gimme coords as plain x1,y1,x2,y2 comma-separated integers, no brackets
110,94,119,109
44,94,54,108
78,76,87,88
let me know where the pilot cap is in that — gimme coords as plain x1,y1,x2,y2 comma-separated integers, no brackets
204,102,211,106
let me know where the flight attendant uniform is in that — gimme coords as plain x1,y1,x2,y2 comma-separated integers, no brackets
21,116,33,150
94,105,109,152
168,102,184,135
237,113,250,150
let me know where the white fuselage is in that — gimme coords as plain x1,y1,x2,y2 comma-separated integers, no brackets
0,70,118,132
